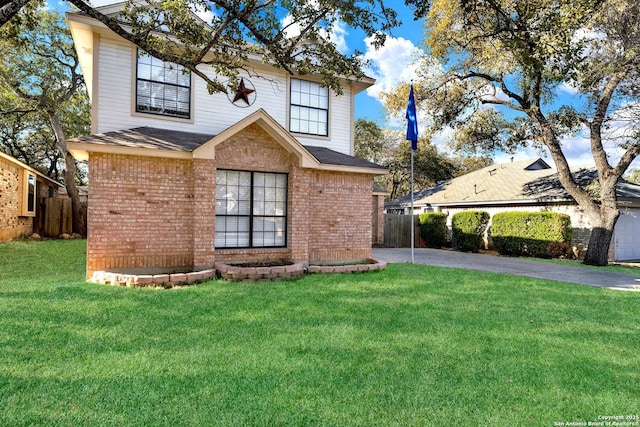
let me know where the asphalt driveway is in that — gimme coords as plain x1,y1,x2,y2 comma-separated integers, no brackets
372,248,640,291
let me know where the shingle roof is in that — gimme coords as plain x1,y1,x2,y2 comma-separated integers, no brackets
417,158,560,205
400,158,640,206
303,145,386,170
67,126,384,170
67,127,215,152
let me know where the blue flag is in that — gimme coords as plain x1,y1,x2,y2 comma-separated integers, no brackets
406,84,418,150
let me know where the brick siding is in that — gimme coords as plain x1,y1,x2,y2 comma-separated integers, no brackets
85,123,375,277
87,153,196,276
307,171,372,262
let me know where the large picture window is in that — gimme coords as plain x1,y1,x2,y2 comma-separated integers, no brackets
215,170,288,248
136,50,191,119
289,78,329,136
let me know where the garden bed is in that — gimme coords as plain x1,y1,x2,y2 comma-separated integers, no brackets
89,258,387,287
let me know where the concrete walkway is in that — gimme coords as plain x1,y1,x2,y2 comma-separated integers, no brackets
372,248,640,291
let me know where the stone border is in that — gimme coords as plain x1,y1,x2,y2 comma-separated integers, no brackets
214,262,305,282
307,258,387,274
89,258,387,287
90,269,216,288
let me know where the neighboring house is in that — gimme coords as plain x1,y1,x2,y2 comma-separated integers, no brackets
0,151,62,241
65,5,387,278
385,158,640,261
58,185,88,203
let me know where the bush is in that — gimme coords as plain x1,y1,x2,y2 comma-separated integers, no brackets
491,212,572,258
451,211,490,252
419,212,447,248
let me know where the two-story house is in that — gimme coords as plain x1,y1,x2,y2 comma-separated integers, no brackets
66,4,387,279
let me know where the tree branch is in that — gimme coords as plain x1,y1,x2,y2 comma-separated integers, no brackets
0,0,31,27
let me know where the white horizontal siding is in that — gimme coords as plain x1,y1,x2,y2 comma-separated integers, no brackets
294,88,352,154
94,38,353,155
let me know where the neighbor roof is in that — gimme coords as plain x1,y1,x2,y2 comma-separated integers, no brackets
418,158,560,206
389,158,640,208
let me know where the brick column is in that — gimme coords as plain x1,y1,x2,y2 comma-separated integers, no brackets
288,165,310,263
192,159,216,270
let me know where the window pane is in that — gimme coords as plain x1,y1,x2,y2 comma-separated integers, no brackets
264,173,275,188
216,170,287,248
254,172,265,187
136,50,191,118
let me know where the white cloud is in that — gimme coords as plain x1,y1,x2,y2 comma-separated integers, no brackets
362,35,422,100
329,20,349,55
281,14,350,55
559,81,580,95
192,4,216,24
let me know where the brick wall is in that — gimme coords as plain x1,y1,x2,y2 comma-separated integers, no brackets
307,171,372,262
0,156,33,241
192,159,216,269
85,123,376,275
87,153,196,277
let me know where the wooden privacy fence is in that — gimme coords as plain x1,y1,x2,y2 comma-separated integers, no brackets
383,214,422,248
39,198,87,237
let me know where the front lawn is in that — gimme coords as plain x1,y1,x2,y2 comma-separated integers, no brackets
1,240,639,426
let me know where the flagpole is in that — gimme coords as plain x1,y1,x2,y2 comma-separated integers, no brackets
410,148,415,264
406,82,418,264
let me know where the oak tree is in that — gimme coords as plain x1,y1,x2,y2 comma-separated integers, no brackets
2,0,399,95
387,0,640,265
1,9,90,234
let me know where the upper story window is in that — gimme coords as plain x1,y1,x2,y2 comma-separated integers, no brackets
289,78,328,136
136,50,191,119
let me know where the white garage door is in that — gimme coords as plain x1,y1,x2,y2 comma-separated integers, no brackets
614,208,640,261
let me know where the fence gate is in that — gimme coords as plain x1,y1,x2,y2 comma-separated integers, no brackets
383,214,421,248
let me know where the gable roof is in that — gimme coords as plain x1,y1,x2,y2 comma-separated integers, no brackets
388,158,640,208
419,158,560,206
67,109,386,175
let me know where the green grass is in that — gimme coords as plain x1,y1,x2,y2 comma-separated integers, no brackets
1,240,639,426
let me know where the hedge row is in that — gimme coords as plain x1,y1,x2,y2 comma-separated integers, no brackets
451,210,490,253
491,212,572,258
418,210,573,258
419,212,447,248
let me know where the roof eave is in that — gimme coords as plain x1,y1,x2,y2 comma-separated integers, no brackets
68,142,193,161
421,197,576,207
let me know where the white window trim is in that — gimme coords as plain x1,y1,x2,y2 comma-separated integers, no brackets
288,77,330,138
21,170,36,217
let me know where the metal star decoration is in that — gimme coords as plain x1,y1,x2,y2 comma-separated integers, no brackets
231,78,255,106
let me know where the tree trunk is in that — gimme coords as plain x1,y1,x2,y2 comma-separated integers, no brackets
583,227,614,266
49,113,86,236
582,207,619,266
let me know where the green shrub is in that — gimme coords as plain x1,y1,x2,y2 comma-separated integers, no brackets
419,212,448,248
491,212,572,258
451,211,490,252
